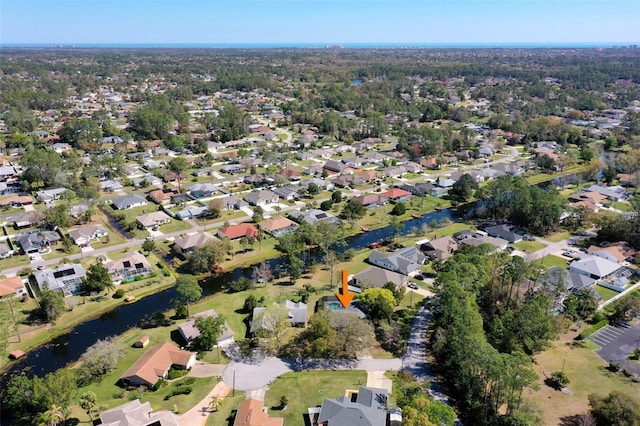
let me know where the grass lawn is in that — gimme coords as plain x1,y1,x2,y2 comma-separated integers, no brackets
545,230,572,243
158,218,192,234
594,285,620,302
611,201,633,212
0,254,30,271
539,255,568,269
205,392,246,426
527,339,640,426
399,290,425,309
264,370,368,426
512,240,546,253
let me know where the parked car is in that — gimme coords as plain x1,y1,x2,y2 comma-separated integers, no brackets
408,282,419,290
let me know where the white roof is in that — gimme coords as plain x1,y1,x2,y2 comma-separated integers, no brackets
570,255,621,278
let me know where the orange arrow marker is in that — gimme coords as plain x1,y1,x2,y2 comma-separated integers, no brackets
336,269,354,308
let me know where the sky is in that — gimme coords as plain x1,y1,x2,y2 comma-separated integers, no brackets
1,0,639,46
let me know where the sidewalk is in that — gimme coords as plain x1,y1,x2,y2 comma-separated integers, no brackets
177,380,232,426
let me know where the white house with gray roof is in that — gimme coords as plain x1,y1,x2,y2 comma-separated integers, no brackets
368,247,426,276
33,263,86,297
250,300,307,335
111,194,148,210
569,256,622,280
243,190,279,207
317,386,388,426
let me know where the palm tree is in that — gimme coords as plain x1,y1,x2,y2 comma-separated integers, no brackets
79,391,97,421
209,395,224,412
38,404,64,426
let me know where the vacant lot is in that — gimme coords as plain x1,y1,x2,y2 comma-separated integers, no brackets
527,337,640,425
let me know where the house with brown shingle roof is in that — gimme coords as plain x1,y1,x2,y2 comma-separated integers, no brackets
350,194,388,208
173,232,218,254
588,243,635,264
419,236,459,260
149,189,179,205
381,188,412,202
0,276,26,298
234,398,283,426
259,216,298,237
218,223,259,240
120,342,196,389
136,211,172,229
0,195,34,208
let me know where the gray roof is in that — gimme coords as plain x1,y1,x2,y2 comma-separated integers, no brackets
33,263,86,296
368,247,426,275
17,231,61,253
288,209,341,226
570,255,621,279
546,266,596,291
189,182,219,197
175,205,210,219
177,309,234,344
251,300,307,333
244,190,278,205
100,399,178,426
111,194,147,210
318,386,388,426
485,224,522,243
585,184,631,200
352,266,406,289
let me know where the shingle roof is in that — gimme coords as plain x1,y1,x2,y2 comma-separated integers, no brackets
120,342,196,388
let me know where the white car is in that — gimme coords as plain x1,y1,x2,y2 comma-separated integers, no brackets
408,282,419,290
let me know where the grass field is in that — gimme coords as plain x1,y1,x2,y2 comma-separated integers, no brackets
545,230,573,243
205,392,246,426
263,370,368,426
594,285,620,302
539,255,569,269
527,337,640,425
512,240,546,253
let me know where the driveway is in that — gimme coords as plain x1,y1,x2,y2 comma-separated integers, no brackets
177,380,232,426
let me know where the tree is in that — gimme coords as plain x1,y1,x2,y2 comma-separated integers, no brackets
331,190,343,203
83,262,113,294
448,173,478,202
175,274,202,318
2,373,35,416
252,262,273,284
38,290,66,322
252,304,291,354
390,202,407,216
76,337,124,385
357,288,396,324
32,369,76,416
168,157,188,194
320,200,333,211
142,238,156,254
209,395,224,412
550,370,570,389
43,204,70,229
308,182,319,195
20,149,63,190
589,391,640,426
186,241,232,274
340,200,366,221
194,315,225,351
78,391,97,421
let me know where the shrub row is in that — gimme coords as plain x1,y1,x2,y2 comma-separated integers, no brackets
157,261,171,277
578,319,609,339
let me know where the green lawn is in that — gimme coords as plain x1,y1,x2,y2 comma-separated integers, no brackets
594,285,620,302
611,201,633,212
398,290,425,309
539,255,568,269
264,370,368,426
512,240,546,253
158,218,192,234
205,392,246,426
544,230,572,243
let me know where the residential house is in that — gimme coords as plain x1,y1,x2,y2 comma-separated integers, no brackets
437,177,456,188
68,224,109,247
277,168,302,180
233,398,283,426
383,167,405,178
218,223,259,240
221,164,245,174
259,216,298,237
112,194,148,210
189,183,219,199
244,174,269,187
0,195,34,208
485,224,522,243
99,399,179,426
17,231,61,254
545,266,596,293
0,242,14,259
0,276,26,299
149,189,180,205
351,266,408,293
136,211,172,229
244,190,279,207
288,209,341,226
299,178,334,191
175,205,210,219
178,309,235,346
272,186,301,201
106,251,154,282
381,188,412,202
162,171,188,183
250,300,308,335
350,194,388,209
35,188,67,204
132,175,163,188
219,195,249,211
568,191,608,206
584,184,631,202
11,211,41,229
368,247,426,276
192,167,215,177
315,386,388,426
0,166,17,181
402,161,422,173
320,295,367,319
323,159,348,174
33,263,86,296
69,204,90,219
569,256,622,280
355,170,382,182
173,232,218,254
342,156,368,168
119,342,196,389
418,236,458,260
332,174,365,188
587,244,635,264
100,179,124,193
459,235,509,252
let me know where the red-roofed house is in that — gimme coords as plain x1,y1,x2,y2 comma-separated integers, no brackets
120,342,196,389
234,398,283,426
382,188,412,202
0,276,26,298
218,223,259,240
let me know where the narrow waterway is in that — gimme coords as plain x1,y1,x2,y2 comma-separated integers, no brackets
5,208,456,378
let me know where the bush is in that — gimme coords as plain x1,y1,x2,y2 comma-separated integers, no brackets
113,289,126,299
578,319,609,340
164,387,192,400
167,368,189,380
229,277,253,292
550,371,570,389
157,261,171,276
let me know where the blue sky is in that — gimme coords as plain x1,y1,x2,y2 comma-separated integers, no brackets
1,0,638,45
